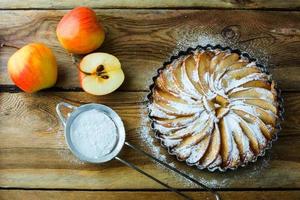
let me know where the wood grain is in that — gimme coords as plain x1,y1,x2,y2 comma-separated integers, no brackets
0,91,299,189
1,190,300,200
0,4,300,197
0,0,300,10
1,10,300,91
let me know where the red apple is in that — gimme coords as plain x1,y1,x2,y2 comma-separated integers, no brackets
7,43,57,93
56,7,105,54
79,53,124,95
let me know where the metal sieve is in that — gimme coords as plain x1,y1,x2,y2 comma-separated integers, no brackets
56,102,220,200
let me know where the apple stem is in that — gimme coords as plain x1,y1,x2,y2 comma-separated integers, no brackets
70,53,80,64
0,43,20,49
79,69,92,75
69,53,92,75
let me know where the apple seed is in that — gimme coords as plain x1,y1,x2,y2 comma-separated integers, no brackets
101,75,109,79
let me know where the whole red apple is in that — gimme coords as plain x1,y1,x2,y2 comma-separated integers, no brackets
7,43,57,93
56,7,105,54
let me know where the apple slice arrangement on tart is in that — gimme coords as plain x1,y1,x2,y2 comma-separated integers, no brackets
148,46,283,171
7,7,124,95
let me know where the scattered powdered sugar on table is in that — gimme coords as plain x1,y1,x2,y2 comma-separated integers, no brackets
70,109,117,159
170,31,270,68
172,33,223,56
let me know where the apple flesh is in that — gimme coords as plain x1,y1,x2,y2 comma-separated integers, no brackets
79,53,125,95
7,43,57,93
56,7,105,54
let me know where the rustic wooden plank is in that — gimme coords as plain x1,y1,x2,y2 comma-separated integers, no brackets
0,91,299,189
1,190,300,200
1,10,300,91
0,0,300,10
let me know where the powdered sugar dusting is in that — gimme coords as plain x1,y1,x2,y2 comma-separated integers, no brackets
172,33,223,57
170,32,269,67
149,43,278,170
70,109,117,159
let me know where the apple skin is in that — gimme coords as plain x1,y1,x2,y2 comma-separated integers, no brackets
79,53,125,96
7,43,57,93
56,7,105,54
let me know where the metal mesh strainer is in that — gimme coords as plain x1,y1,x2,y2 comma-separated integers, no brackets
56,102,220,200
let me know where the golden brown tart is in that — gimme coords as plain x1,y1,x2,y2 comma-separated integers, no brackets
148,46,281,171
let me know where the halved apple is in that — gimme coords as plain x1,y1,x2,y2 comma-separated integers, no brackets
79,53,125,95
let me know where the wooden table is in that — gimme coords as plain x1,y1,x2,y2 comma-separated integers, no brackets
1,1,300,199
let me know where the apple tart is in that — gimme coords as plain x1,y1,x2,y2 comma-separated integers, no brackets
148,46,282,171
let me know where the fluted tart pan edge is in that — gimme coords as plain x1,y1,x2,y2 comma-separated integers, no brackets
146,44,284,172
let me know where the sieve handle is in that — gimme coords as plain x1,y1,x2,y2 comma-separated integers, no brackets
56,102,77,127
115,156,192,200
124,142,220,200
